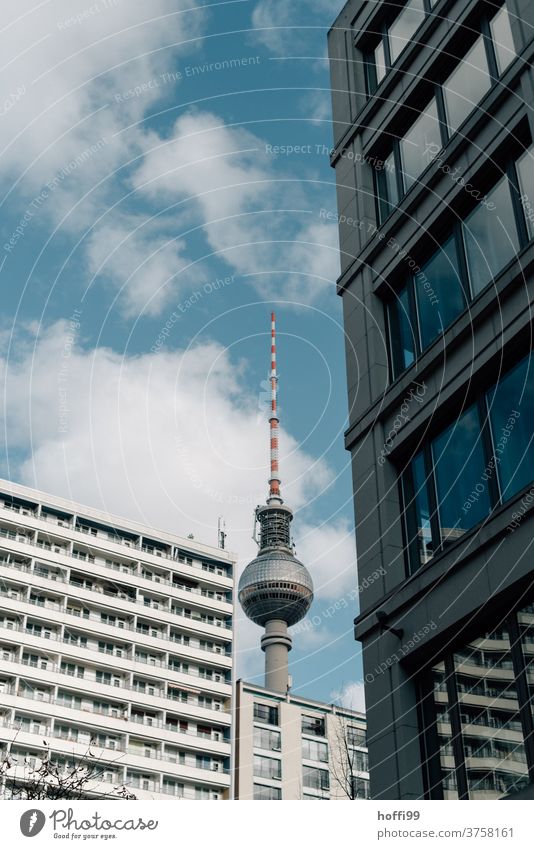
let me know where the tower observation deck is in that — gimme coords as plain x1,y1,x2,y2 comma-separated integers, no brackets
238,313,313,693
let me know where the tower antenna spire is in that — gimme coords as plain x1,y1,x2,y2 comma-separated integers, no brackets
268,312,282,504
238,312,314,694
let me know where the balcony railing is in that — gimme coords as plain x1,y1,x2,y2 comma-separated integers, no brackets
0,619,229,683
0,503,231,579
8,657,229,714
0,555,232,627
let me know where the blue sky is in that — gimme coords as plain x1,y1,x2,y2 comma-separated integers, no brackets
0,0,364,708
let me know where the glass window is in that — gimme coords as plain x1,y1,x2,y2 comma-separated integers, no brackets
302,739,328,763
303,765,330,791
254,726,281,752
400,99,441,191
388,0,426,64
490,4,516,74
432,405,491,546
462,176,520,296
442,38,491,134
516,147,534,239
376,151,400,223
415,235,466,349
254,702,279,725
367,40,387,94
403,451,433,574
351,776,370,799
253,754,281,780
487,355,534,500
253,783,281,800
302,715,326,737
347,726,367,748
388,285,416,378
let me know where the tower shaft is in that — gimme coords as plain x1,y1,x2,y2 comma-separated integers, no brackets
261,620,292,693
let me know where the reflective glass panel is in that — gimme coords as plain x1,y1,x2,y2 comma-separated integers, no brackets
389,0,426,63
462,176,519,295
443,38,491,134
415,235,465,348
432,405,490,545
490,4,516,74
388,285,416,377
404,450,433,573
400,99,441,191
487,355,534,501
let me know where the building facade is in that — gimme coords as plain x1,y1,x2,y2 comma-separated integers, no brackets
0,479,234,799
328,0,534,798
234,680,369,800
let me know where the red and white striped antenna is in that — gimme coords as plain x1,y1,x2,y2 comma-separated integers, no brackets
268,312,282,503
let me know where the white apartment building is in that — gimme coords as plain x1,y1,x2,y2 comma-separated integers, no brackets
0,479,234,800
234,680,369,800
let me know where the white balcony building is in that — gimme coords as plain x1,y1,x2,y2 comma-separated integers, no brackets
0,479,235,800
234,680,369,800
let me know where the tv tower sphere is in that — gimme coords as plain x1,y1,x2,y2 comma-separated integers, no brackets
238,313,313,692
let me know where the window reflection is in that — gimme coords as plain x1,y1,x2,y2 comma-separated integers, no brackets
389,286,416,378
388,0,426,64
462,176,519,295
490,4,516,74
432,405,490,545
487,356,534,501
400,99,441,191
443,39,491,133
454,626,529,798
415,236,465,349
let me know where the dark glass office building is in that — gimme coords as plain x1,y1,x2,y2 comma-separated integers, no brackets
328,0,534,798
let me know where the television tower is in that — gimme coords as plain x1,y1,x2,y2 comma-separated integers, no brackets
238,313,314,693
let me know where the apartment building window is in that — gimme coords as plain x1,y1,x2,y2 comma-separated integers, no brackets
302,739,328,763
303,765,329,792
60,661,84,678
387,147,532,380
352,776,371,799
163,778,184,797
253,754,281,781
253,702,279,725
421,599,534,799
347,726,367,748
401,353,534,575
352,750,369,772
253,783,281,800
254,726,281,752
301,715,326,737
372,4,517,221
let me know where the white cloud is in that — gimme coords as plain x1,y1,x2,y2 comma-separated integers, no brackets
251,0,339,57
331,680,366,712
0,1,202,193
134,110,340,303
84,212,190,318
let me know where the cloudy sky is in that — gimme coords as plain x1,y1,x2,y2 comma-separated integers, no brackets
0,0,364,708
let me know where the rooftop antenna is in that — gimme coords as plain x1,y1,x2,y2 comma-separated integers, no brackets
268,312,282,505
217,517,227,550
